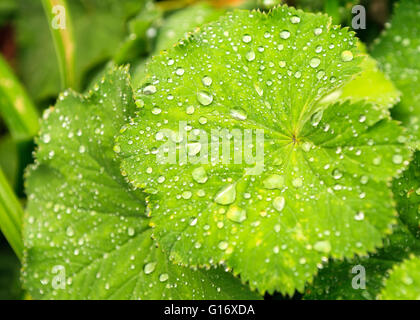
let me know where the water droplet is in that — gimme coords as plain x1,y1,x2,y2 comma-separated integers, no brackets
144,262,157,274
214,184,236,205
159,273,169,282
187,142,202,156
341,50,354,62
202,76,212,86
243,49,255,63
242,34,252,43
143,85,156,95
310,110,323,127
226,205,247,223
314,28,323,36
175,68,184,76
310,57,321,68
290,16,301,24
292,177,303,188
218,241,228,250
392,154,403,164
354,211,365,221
278,61,286,68
42,134,51,144
273,196,285,212
360,176,369,185
152,107,162,115
332,169,343,180
127,227,135,236
263,174,285,189
230,108,247,120
186,105,195,114
314,240,331,253
182,191,192,199
197,91,213,106
280,30,290,39
359,115,366,123
192,167,208,184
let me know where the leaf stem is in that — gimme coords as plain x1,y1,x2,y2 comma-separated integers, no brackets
0,55,39,141
41,0,76,90
0,168,24,261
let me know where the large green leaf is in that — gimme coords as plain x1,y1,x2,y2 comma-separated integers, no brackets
22,67,259,300
305,151,420,300
380,255,420,300
116,6,411,295
371,0,420,148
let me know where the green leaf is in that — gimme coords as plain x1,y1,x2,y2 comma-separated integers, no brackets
371,0,420,148
380,255,420,300
320,55,401,109
41,0,77,89
23,67,259,300
117,6,411,295
305,151,420,300
0,55,39,141
16,0,148,102
154,3,225,53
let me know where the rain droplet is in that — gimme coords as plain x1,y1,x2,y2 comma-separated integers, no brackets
246,50,255,62
218,241,229,250
192,167,208,184
292,177,303,188
310,57,321,68
143,85,156,95
392,154,403,164
341,50,354,62
354,211,365,221
314,240,331,253
144,262,157,274
280,30,291,39
332,169,343,180
310,110,323,127
263,174,285,189
230,108,247,120
159,273,169,282
273,196,285,212
314,28,323,36
214,184,236,205
242,34,252,43
290,16,301,24
226,205,247,223
197,91,213,106
202,76,212,86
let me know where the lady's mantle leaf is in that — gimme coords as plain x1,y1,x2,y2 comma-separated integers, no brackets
371,0,420,148
380,255,420,300
22,67,259,300
117,6,411,295
305,151,420,300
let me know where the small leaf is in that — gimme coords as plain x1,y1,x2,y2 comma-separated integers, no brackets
23,67,259,300
117,6,411,294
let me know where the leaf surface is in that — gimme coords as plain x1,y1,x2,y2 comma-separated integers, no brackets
23,67,259,300
371,0,420,148
117,6,411,294
305,151,420,300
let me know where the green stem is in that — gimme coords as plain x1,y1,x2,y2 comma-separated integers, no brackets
0,168,24,261
41,0,76,90
0,56,39,141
